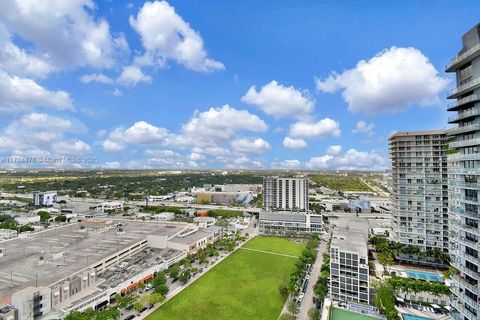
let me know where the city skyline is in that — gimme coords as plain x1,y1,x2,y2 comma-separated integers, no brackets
0,1,479,170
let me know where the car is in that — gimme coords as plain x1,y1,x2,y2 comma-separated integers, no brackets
145,283,154,291
124,315,135,320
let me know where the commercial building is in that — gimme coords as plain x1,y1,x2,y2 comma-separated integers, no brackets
0,305,17,320
445,23,480,320
96,202,124,213
167,226,224,254
263,177,309,211
0,220,187,320
193,191,253,206
258,211,323,234
330,219,370,305
389,131,449,252
33,192,57,207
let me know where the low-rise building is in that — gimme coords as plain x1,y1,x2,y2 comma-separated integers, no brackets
259,211,323,234
14,216,40,225
0,229,17,241
0,305,17,320
152,212,175,221
96,202,123,213
193,216,216,229
168,226,224,254
11,287,51,320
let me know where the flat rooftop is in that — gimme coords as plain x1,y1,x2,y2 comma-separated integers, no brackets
0,219,185,300
331,218,369,256
170,226,222,245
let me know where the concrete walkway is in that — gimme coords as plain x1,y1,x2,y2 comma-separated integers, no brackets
297,238,329,320
238,247,299,259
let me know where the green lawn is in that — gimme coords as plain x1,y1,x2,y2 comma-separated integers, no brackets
242,236,305,257
146,237,304,320
332,308,378,320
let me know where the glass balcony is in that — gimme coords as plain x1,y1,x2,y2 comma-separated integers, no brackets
448,153,480,162
449,138,480,149
448,123,480,136
448,107,480,123
447,76,480,99
446,42,480,72
447,94,480,111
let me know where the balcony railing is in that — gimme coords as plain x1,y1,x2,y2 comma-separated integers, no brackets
447,76,480,99
448,107,480,123
449,138,480,149
447,94,480,111
448,167,480,174
448,124,480,136
448,153,480,162
446,42,480,71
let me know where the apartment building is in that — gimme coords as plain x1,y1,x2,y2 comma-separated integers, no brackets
330,219,370,304
262,176,309,211
445,23,480,320
389,131,449,252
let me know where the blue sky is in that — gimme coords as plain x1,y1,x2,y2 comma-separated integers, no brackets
0,0,478,170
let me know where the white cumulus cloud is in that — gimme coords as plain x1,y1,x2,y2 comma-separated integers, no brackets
0,70,74,114
352,120,374,134
0,0,129,72
326,145,342,156
282,137,307,150
241,80,314,119
231,137,271,154
80,73,113,84
316,46,450,114
129,0,224,72
116,65,152,87
289,118,341,139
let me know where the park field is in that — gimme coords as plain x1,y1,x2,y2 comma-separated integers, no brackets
146,237,304,320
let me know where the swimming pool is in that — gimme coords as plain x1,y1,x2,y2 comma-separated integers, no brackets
406,270,443,282
402,313,434,320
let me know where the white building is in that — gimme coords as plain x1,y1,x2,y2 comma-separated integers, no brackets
14,216,40,225
330,219,370,304
33,191,57,206
168,226,224,254
259,211,323,234
152,212,175,221
11,287,51,320
263,177,309,211
0,229,17,240
96,202,124,213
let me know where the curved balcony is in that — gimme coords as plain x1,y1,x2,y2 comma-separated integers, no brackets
448,107,480,123
448,123,480,136
446,42,480,72
447,94,480,111
449,138,480,149
447,77,480,99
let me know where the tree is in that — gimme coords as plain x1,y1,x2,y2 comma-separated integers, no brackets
279,282,289,299
37,211,51,222
134,301,144,313
287,300,298,315
278,313,295,320
169,264,180,279
55,215,67,222
179,269,191,284
308,308,320,320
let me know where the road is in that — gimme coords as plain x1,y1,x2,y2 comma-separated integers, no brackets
296,236,329,320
